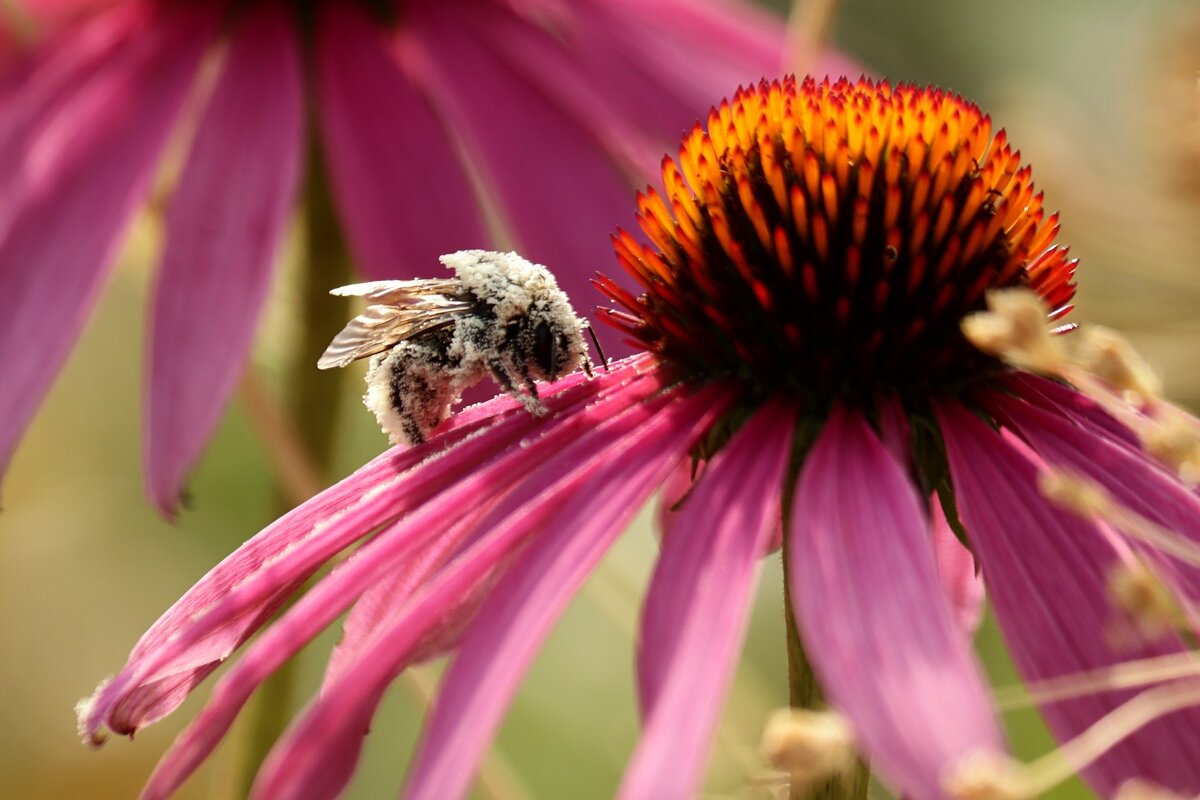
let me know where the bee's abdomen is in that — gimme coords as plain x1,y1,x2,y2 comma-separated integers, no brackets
364,328,463,447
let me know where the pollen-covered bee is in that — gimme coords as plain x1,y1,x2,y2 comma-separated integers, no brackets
318,250,594,446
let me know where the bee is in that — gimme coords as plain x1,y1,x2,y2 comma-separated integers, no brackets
318,250,594,446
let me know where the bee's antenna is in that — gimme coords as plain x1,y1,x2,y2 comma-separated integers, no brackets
586,324,610,373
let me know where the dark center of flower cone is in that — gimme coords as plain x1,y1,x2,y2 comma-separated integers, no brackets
595,76,1078,406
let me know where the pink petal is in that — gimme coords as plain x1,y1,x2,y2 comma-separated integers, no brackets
252,381,729,800
145,3,303,514
0,4,213,483
403,391,731,800
937,402,1200,796
654,457,700,544
578,0,856,114
931,497,985,636
321,520,479,688
1001,373,1140,451
139,365,672,798
987,391,1200,620
788,406,1002,800
314,3,486,282
454,2,664,177
0,3,143,206
404,2,638,318
619,401,794,800
324,359,659,686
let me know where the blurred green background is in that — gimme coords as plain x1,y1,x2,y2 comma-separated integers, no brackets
3,0,1199,798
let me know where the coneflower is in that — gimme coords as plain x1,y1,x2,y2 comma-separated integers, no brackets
80,76,1200,800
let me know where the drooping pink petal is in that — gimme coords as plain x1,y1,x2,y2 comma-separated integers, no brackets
619,401,794,800
138,514,488,800
137,365,670,798
252,382,726,800
404,2,638,317
788,405,1002,800
937,402,1200,796
145,2,303,514
96,359,626,743
0,3,214,484
87,367,623,742
315,3,486,282
402,390,732,800
84,374,592,742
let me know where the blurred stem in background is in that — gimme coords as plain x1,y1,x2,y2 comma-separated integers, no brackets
236,142,353,797
0,0,35,42
788,0,843,76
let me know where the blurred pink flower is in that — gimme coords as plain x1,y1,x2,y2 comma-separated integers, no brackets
82,77,1200,799
0,0,851,514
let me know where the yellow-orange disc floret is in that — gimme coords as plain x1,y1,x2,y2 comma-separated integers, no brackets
595,76,1077,402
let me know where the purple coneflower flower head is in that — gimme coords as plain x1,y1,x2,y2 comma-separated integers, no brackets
0,0,843,514
80,76,1200,799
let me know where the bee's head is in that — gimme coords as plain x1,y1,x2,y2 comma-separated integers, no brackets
525,312,576,381
503,301,585,383
530,317,571,380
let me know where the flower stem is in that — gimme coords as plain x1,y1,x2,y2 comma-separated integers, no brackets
237,143,352,796
780,567,872,800
787,0,842,77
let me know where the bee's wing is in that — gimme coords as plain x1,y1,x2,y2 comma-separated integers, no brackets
329,279,462,304
318,280,472,369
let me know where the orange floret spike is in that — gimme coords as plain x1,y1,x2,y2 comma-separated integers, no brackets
821,173,840,230
591,76,1076,397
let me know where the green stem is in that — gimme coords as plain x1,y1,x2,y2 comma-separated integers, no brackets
780,573,871,800
237,143,353,796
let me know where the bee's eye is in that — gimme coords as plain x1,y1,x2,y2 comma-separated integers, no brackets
533,320,555,376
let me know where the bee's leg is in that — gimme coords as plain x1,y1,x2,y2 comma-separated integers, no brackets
487,359,517,394
516,363,551,414
489,360,546,416
400,415,426,446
